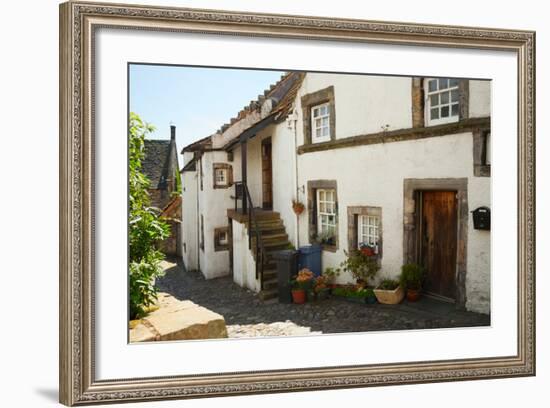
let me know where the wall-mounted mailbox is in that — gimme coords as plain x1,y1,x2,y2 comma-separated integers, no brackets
472,206,491,230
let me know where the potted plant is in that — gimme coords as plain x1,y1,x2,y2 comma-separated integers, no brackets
290,268,314,304
373,278,404,304
364,287,377,304
359,242,376,257
323,267,341,290
292,199,305,215
313,231,336,246
313,275,331,300
332,286,375,304
399,263,425,302
340,249,380,286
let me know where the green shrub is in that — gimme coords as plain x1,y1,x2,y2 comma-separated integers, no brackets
399,263,425,290
378,279,399,290
128,112,170,319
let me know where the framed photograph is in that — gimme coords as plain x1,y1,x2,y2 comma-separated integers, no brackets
59,1,535,405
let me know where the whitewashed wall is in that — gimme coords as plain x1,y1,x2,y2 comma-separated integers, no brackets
196,150,234,279
296,73,413,144
296,132,491,314
181,169,198,271
469,80,491,118
231,220,261,292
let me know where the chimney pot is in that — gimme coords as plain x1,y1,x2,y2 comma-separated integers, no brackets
170,125,176,141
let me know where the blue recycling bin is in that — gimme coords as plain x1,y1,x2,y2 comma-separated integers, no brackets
297,244,322,277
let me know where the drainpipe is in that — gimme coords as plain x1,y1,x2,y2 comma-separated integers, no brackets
287,110,299,249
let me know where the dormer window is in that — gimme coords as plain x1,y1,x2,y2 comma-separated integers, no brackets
426,78,460,126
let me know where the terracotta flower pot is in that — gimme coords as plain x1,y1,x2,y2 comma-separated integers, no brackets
406,288,421,302
361,247,375,256
291,289,306,304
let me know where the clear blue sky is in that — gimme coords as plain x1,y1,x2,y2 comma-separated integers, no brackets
129,64,285,159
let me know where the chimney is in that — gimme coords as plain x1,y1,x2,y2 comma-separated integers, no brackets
170,124,176,141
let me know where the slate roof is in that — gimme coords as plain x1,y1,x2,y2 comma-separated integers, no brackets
142,139,172,189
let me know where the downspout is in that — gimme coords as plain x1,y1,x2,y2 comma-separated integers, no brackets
287,110,299,249
196,164,200,273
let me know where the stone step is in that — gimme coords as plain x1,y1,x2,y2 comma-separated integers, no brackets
251,237,289,248
259,232,288,242
259,288,278,301
262,278,278,291
262,268,277,281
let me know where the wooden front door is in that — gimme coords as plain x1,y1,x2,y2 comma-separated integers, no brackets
261,138,273,209
420,191,458,300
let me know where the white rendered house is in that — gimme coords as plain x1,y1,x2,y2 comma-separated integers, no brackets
181,72,491,314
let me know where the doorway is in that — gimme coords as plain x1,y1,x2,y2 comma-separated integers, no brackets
261,138,273,210
418,190,458,301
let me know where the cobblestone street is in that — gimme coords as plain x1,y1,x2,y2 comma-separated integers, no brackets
156,259,490,338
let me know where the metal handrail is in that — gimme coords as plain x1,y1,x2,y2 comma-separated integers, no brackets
232,181,265,289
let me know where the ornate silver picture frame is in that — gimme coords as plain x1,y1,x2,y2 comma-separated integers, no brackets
59,1,535,405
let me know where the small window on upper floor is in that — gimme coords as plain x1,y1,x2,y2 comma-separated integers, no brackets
212,163,233,189
426,78,460,126
311,103,331,143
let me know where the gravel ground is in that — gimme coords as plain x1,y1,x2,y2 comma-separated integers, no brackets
156,258,490,337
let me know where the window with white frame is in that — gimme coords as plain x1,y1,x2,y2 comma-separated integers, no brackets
219,230,228,245
358,215,380,252
426,78,460,125
317,189,337,238
212,163,232,188
214,168,228,186
311,103,331,143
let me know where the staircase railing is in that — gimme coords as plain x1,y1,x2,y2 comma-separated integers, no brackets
232,181,265,290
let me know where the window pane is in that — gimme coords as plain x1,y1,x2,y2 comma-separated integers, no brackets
319,190,325,201
322,117,329,126
451,89,459,102
441,91,449,104
430,108,439,119
441,106,449,117
439,78,449,89
316,128,321,138
313,107,319,117
451,103,459,116
430,94,439,106
450,78,459,87
322,127,329,137
429,79,438,92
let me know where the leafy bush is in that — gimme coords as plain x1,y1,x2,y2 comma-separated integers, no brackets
378,279,399,291
399,263,425,290
340,249,380,284
129,112,170,319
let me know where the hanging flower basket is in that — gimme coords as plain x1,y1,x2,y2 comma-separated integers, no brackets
292,200,305,215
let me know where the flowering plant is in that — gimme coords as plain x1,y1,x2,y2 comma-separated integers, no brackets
291,268,314,290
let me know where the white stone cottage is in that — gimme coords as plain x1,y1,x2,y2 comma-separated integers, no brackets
180,72,491,314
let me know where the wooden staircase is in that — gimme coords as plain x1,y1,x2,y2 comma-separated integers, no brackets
247,212,291,301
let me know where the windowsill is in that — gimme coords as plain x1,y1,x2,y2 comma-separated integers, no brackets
426,116,459,127
213,184,231,189
320,244,338,252
214,245,229,252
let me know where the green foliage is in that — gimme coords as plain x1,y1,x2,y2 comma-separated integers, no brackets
339,249,380,284
323,267,341,284
332,286,374,299
378,279,400,291
129,112,170,319
399,263,425,290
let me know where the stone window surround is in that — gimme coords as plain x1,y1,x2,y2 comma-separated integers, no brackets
307,179,338,252
214,226,230,252
347,206,383,257
212,162,233,189
403,178,468,309
412,78,470,128
473,128,491,177
301,86,336,145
